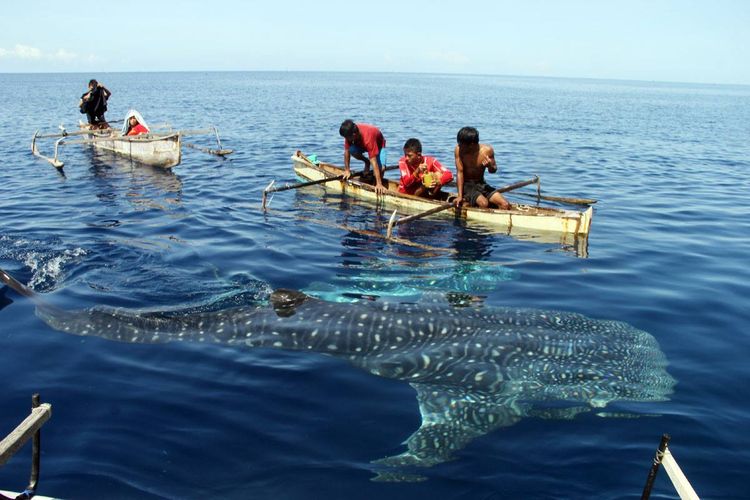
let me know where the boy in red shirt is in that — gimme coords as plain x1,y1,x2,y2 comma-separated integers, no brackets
397,138,453,198
339,119,387,194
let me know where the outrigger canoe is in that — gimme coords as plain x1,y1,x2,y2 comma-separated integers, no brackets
32,111,232,169
287,151,593,249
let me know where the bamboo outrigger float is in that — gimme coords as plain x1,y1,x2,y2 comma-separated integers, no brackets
279,152,593,250
31,112,232,169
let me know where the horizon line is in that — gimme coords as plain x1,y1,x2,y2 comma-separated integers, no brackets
1,69,748,88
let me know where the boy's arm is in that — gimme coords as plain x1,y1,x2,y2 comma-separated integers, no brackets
454,146,464,205
370,156,387,194
98,84,111,98
482,145,497,173
399,158,419,188
343,147,352,178
431,157,453,186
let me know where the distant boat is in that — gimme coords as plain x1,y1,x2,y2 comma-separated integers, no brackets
32,109,232,169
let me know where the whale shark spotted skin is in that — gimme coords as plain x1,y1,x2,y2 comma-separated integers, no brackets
0,268,675,479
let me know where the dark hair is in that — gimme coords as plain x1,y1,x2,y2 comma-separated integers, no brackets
457,126,479,145
88,79,98,87
403,138,422,154
339,119,357,138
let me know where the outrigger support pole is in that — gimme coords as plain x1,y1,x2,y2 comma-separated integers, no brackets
181,126,233,157
31,130,64,169
261,180,275,210
641,434,671,500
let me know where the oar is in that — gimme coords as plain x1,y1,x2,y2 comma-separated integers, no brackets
486,175,540,200
513,191,597,205
385,175,539,239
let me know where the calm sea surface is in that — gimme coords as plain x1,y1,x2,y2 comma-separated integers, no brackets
1,72,749,499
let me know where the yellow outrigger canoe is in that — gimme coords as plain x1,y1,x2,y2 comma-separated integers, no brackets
291,150,592,228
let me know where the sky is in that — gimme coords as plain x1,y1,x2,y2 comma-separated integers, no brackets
1,0,748,85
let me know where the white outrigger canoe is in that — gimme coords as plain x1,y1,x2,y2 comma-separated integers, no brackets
32,111,232,169
286,151,594,253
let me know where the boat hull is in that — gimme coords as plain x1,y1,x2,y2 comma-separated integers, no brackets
90,133,182,168
290,152,593,254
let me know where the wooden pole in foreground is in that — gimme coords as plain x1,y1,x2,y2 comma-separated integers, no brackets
641,434,671,500
0,394,52,500
0,396,51,466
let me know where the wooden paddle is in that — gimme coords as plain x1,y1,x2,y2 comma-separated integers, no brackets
443,175,594,206
512,191,597,205
385,175,539,239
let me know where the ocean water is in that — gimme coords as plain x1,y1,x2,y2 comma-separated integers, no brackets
0,71,749,499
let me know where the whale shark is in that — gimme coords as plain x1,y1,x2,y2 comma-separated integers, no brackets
0,267,675,480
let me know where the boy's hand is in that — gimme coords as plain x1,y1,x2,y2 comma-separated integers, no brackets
483,156,497,173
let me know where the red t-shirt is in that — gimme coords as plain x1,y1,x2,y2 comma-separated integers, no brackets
127,123,149,136
344,123,385,159
397,155,453,194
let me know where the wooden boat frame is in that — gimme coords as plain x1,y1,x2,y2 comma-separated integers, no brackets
288,151,593,254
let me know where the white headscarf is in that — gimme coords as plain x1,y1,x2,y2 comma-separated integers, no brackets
121,109,150,135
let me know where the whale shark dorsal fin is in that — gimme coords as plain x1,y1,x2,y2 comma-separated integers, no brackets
270,289,312,317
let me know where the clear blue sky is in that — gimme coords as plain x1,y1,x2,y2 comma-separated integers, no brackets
1,0,748,84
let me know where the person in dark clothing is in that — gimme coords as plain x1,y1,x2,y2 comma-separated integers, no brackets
79,79,111,129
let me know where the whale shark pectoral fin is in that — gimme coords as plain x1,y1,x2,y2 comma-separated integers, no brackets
372,384,524,470
269,289,312,317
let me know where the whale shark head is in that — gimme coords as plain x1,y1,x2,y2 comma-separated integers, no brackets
0,268,675,481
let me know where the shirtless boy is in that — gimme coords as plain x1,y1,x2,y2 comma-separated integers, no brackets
454,126,511,210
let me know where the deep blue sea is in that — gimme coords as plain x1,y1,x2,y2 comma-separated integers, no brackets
1,72,749,499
